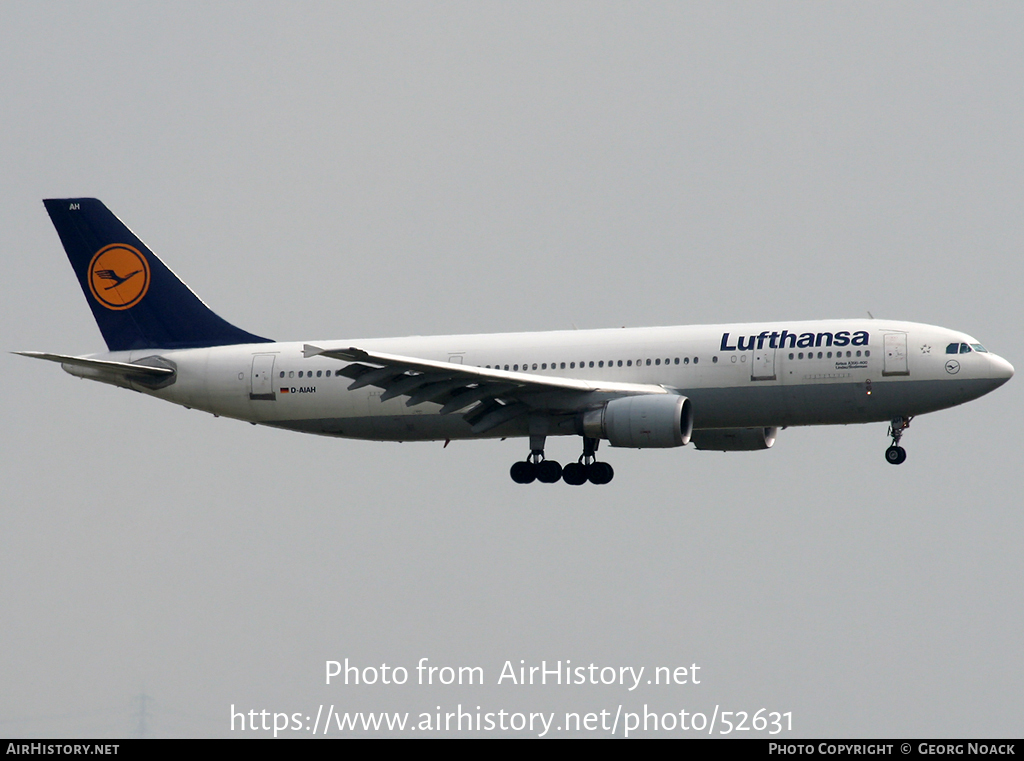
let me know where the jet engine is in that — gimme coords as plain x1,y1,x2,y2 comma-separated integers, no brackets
690,427,779,451
582,394,693,448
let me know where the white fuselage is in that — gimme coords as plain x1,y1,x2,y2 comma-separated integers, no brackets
73,319,1013,443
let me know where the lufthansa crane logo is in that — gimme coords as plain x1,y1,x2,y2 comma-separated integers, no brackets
88,244,151,310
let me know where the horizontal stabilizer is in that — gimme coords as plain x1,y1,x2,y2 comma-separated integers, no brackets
13,351,175,378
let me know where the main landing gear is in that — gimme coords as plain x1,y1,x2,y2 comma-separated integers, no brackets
563,437,614,486
885,415,912,465
509,450,563,484
510,436,614,485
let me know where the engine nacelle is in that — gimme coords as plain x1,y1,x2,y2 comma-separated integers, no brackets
582,394,693,448
690,427,779,451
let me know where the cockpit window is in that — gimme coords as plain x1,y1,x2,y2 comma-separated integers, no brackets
946,343,959,354
971,344,988,353
959,343,973,354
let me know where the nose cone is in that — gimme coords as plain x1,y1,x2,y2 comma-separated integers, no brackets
990,355,1014,386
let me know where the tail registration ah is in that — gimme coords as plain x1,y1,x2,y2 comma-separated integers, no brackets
18,199,1013,484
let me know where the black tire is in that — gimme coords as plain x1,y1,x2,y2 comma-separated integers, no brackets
536,459,562,483
600,462,615,484
588,461,614,485
885,446,903,465
510,461,536,483
562,462,587,485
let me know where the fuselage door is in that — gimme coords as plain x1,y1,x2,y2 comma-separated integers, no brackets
250,354,277,400
751,346,776,381
883,332,909,376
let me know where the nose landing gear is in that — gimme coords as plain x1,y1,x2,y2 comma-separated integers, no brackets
885,416,912,465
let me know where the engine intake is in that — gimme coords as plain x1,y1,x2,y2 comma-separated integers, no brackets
582,394,693,448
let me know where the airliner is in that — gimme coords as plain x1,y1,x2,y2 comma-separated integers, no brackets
16,199,1014,485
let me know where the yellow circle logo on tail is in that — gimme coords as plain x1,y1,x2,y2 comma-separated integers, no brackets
88,244,151,310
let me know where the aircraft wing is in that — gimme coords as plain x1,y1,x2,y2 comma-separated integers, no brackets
303,344,670,433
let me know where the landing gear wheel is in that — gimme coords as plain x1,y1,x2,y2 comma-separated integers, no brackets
587,461,614,485
562,462,587,486
536,460,563,483
510,461,537,483
885,446,907,465
885,416,912,466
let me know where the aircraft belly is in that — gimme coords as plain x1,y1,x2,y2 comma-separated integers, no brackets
688,377,998,428
687,385,794,428
268,414,531,441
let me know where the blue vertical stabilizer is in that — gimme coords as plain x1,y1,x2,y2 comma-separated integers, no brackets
44,198,272,351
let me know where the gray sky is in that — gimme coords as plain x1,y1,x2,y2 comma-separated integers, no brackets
2,2,1021,738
